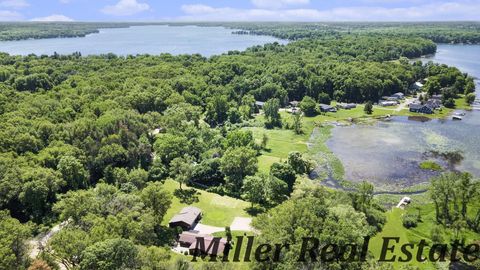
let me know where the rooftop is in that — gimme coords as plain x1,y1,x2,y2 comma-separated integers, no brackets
179,231,228,255
169,206,202,227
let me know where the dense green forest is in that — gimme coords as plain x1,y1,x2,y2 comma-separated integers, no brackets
1,22,480,44
179,22,480,44
0,25,478,269
0,22,157,41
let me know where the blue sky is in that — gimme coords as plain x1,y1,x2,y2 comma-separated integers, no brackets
1,0,479,21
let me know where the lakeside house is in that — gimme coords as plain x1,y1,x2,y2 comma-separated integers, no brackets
425,99,442,109
178,231,227,256
169,206,202,231
382,93,405,102
380,101,398,107
337,103,357,110
391,92,405,99
319,104,337,112
409,104,434,114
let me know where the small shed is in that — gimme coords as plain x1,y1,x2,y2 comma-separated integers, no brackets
169,206,202,231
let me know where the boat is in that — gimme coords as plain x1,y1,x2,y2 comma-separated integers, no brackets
452,115,463,120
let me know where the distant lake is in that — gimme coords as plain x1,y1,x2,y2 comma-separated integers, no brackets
327,44,480,191
0,25,285,57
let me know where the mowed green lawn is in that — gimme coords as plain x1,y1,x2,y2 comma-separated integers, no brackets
370,203,480,269
245,125,309,173
245,107,378,174
162,179,251,227
369,208,437,269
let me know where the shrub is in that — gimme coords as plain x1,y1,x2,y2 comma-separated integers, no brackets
300,96,317,116
402,213,419,228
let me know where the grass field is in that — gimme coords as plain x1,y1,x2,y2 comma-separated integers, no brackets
370,202,480,270
246,125,309,173
369,208,438,269
162,179,251,227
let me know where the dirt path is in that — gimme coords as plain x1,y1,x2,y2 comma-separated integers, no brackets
29,221,68,270
395,98,415,112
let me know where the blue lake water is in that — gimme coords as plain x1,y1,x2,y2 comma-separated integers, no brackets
0,25,285,57
327,44,480,190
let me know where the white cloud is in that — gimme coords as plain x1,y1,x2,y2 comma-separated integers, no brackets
0,9,22,20
179,1,480,21
101,0,150,16
251,0,309,9
0,0,29,9
30,14,74,22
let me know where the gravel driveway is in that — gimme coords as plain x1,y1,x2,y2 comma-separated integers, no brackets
230,217,253,231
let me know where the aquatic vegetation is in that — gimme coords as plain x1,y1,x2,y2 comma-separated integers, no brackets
427,150,464,166
419,161,443,171
423,129,452,152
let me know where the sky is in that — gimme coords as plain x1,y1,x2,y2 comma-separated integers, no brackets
0,0,479,22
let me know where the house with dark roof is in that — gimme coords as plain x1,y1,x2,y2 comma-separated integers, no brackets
426,99,442,109
178,231,228,256
319,104,337,113
169,206,202,231
409,104,434,114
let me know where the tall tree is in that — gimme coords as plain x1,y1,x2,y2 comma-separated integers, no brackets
205,95,229,127
300,96,317,116
0,211,32,270
263,98,281,128
49,228,91,269
242,175,266,207
141,182,172,224
80,238,139,270
364,101,373,115
57,156,89,190
169,157,194,190
220,147,258,191
292,112,303,135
